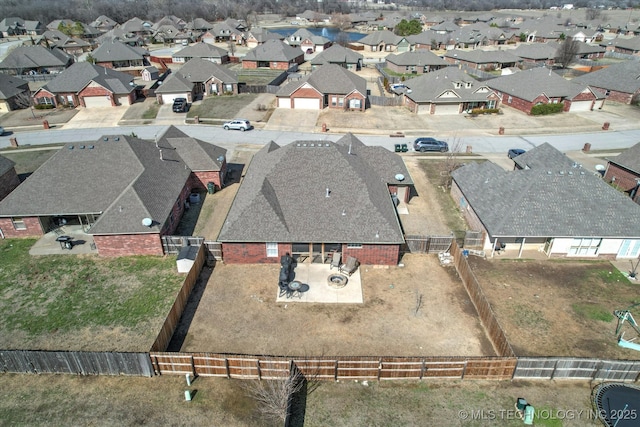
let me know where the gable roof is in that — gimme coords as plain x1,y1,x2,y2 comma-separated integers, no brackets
512,42,559,60
486,66,600,101
36,30,91,50
606,142,640,175
243,39,303,62
40,62,134,94
452,145,640,238
386,50,449,67
573,61,640,94
403,67,494,103
92,39,148,62
0,46,71,70
158,125,226,172
172,42,228,59
154,71,193,93
172,57,238,83
287,28,331,45
0,74,29,99
445,49,522,65
0,17,42,33
356,29,406,46
217,134,409,243
277,64,366,97
0,154,16,176
310,44,363,66
245,27,282,44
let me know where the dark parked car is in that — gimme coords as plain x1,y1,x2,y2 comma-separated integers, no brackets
413,137,448,153
508,148,526,159
172,98,188,113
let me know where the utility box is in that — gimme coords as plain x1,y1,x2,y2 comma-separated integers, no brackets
207,182,216,194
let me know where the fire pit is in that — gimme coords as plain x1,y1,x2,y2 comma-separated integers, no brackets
327,273,348,289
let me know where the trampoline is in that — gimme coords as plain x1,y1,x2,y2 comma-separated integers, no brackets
593,383,640,427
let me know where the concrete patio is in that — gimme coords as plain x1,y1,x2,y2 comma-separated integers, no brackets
276,263,363,304
29,225,97,256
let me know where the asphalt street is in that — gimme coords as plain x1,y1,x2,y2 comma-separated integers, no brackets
2,124,640,154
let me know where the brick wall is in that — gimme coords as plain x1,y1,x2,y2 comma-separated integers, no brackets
79,85,115,107
343,244,400,265
0,216,44,238
93,233,164,256
0,168,20,201
500,93,538,114
605,163,640,203
589,86,634,104
190,169,223,190
161,183,193,235
344,92,366,111
242,60,258,69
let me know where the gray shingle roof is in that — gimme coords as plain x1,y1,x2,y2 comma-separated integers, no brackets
277,64,366,97
386,50,449,67
606,142,640,175
155,72,193,93
171,57,238,84
444,49,522,65
486,67,598,101
159,125,226,171
40,62,134,94
512,142,577,170
452,145,640,238
356,29,406,46
0,46,71,70
0,154,16,176
310,44,363,66
218,134,410,244
243,39,303,62
573,60,640,94
287,28,330,45
404,67,495,103
92,39,147,62
0,74,29,99
0,133,196,235
172,42,228,59
512,43,559,60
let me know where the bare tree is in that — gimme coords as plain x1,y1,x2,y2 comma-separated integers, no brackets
585,8,603,20
556,37,580,69
227,39,236,57
331,13,352,31
439,136,465,189
12,91,37,119
242,369,305,424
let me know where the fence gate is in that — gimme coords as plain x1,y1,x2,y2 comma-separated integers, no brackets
463,231,483,249
404,235,453,254
204,241,222,261
161,236,204,255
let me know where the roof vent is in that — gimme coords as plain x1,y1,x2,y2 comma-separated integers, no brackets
114,136,119,141
310,143,315,147
79,145,85,149
559,171,564,175
103,137,108,141
395,173,405,181
326,187,330,198
142,217,152,227
68,145,74,149
88,145,94,149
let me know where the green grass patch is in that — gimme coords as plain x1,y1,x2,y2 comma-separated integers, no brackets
142,102,161,119
0,239,181,338
187,93,259,119
591,268,629,284
533,406,563,427
572,303,614,322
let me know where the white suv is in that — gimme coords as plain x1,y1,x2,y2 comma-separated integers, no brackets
223,119,252,132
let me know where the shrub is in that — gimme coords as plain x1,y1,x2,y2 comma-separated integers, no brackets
34,104,54,110
531,103,564,115
470,108,500,115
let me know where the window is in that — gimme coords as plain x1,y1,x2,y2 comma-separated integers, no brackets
11,217,26,230
487,100,496,109
338,97,344,107
507,95,513,104
347,243,362,249
331,96,337,107
266,242,278,257
569,238,601,256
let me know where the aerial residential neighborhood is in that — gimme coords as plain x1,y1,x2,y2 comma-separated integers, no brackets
2,1,640,425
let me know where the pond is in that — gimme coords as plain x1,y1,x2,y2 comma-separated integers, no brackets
268,26,367,43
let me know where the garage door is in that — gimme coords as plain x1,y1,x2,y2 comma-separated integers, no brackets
416,103,432,115
434,103,461,115
293,97,320,110
569,100,593,112
115,94,131,106
161,94,188,104
277,97,291,109
83,96,112,108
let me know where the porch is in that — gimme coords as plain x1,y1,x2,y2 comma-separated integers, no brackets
29,225,97,256
275,262,363,304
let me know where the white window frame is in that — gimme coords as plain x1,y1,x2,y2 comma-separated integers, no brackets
266,242,278,257
569,238,601,256
11,217,26,230
347,243,362,249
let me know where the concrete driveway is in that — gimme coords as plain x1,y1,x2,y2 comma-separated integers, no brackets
263,108,320,132
63,105,128,129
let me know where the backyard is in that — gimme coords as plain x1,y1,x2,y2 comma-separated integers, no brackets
0,238,183,351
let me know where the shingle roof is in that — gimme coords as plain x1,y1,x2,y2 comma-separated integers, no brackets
171,57,238,84
92,39,148,62
452,145,640,238
386,50,449,67
444,49,522,65
0,46,71,70
173,42,228,59
0,132,204,235
243,39,303,62
0,74,29,99
159,125,226,172
37,30,91,50
606,142,640,175
603,36,640,52
277,64,366,97
356,29,406,46
155,72,193,93
40,62,134,94
512,42,559,60
0,154,16,177
218,134,410,244
310,44,363,66
404,67,495,103
486,66,598,101
287,28,331,45
573,61,640,94
512,142,577,170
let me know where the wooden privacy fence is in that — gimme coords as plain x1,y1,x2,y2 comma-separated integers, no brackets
150,244,206,352
368,94,403,107
161,235,204,254
0,350,153,376
404,234,453,253
450,242,516,358
149,353,517,380
514,357,640,381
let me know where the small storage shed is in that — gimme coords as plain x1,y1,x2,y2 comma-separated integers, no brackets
176,245,199,273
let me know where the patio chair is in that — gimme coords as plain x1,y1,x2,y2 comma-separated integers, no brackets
278,281,291,298
330,251,341,270
339,256,359,277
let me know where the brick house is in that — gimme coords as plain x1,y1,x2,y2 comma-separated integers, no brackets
603,142,640,204
486,67,605,114
0,126,226,256
0,74,30,113
91,39,149,74
276,64,367,111
310,44,363,71
32,62,136,108
244,27,283,49
573,61,640,105
242,39,304,70
451,143,640,259
0,45,72,75
444,49,522,71
512,43,559,66
217,134,413,265
0,155,20,201
386,51,449,74
403,67,500,115
353,30,411,53
284,28,331,53
172,42,229,64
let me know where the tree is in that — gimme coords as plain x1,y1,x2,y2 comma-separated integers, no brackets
519,32,527,42
586,8,603,20
227,39,236,57
394,19,423,37
556,36,580,69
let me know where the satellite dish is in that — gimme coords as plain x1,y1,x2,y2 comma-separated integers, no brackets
395,173,405,181
594,164,605,171
142,217,153,227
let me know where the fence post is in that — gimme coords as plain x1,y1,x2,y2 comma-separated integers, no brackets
225,358,230,379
